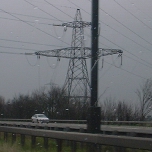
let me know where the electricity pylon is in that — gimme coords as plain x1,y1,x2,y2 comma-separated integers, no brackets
35,9,123,103
60,9,91,103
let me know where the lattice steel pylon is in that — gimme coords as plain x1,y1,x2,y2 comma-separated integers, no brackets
62,9,91,103
35,9,123,103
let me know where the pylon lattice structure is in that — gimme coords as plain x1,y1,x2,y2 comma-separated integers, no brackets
62,9,91,102
35,9,123,103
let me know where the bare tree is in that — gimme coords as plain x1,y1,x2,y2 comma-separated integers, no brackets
132,105,141,121
102,97,117,121
136,79,152,120
116,101,133,121
100,97,141,121
47,86,68,119
0,96,5,117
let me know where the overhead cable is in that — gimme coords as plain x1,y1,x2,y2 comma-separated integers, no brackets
0,8,70,46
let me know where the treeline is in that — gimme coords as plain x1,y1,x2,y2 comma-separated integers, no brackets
0,87,88,120
0,86,140,121
0,78,152,121
100,98,140,121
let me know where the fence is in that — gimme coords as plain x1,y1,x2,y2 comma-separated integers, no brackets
0,126,152,152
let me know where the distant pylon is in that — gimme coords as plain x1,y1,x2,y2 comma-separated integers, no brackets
63,9,91,102
35,9,123,103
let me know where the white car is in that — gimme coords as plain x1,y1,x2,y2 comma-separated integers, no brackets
31,114,49,123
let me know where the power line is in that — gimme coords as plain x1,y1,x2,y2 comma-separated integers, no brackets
104,60,147,80
99,35,152,70
0,45,39,52
53,4,77,10
67,1,152,49
96,24,152,71
127,0,152,23
0,8,70,46
97,50,148,99
94,31,152,69
100,34,152,69
123,54,152,70
29,0,152,67
85,0,152,55
23,0,62,22
0,11,64,22
36,9,123,106
29,0,77,10
98,58,147,100
1,1,152,77
0,38,64,48
0,16,54,25
43,0,73,19
113,0,152,31
27,0,148,101
84,30,152,72
67,0,152,70
97,7,152,54
70,0,152,60
25,55,39,66
0,51,33,55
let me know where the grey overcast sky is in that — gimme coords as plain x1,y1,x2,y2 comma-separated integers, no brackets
0,0,152,104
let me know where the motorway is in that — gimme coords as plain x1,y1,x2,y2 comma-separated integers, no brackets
1,121,152,137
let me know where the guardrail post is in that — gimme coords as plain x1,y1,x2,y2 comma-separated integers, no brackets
50,127,53,130
71,141,77,152
44,126,49,130
55,127,59,131
4,132,8,142
56,139,62,152
112,130,118,135
12,133,16,144
79,128,85,149
127,132,137,137
44,137,48,149
128,149,138,152
21,134,25,146
96,144,102,152
64,127,70,146
87,143,101,152
13,124,16,127
64,127,70,132
26,124,31,128
114,146,126,152
35,125,39,129
31,136,36,147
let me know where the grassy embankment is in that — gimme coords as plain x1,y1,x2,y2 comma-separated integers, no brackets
0,132,71,152
0,132,151,152
0,132,88,152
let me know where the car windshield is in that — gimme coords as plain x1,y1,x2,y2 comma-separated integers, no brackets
37,114,46,118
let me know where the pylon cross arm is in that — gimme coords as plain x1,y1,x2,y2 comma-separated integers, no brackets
98,48,123,57
35,48,123,59
35,47,92,59
61,21,91,28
